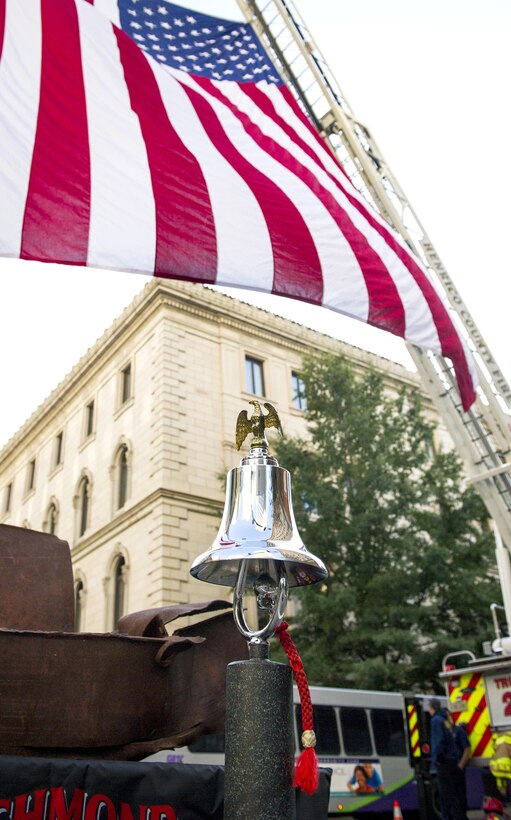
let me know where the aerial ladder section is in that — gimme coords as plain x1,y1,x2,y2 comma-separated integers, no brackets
235,0,511,552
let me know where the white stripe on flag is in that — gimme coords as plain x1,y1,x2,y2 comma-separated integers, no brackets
77,1,156,273
0,0,41,256
92,0,120,28
151,63,274,289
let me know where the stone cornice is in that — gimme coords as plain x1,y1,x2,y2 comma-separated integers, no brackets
71,486,222,562
0,279,420,463
159,283,415,376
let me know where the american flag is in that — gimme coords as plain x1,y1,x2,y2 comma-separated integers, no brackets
0,0,477,409
117,0,282,83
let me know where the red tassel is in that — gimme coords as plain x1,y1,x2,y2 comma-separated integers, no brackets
275,621,319,795
294,746,319,795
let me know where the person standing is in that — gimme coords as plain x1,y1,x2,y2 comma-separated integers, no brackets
453,719,470,816
429,698,466,820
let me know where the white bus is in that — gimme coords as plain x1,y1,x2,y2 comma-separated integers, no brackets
148,685,445,816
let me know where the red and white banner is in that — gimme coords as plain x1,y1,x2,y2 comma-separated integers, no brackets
0,0,477,409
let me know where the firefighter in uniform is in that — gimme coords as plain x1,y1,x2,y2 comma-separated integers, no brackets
429,698,466,820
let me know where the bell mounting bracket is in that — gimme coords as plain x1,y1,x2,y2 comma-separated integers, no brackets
233,562,288,645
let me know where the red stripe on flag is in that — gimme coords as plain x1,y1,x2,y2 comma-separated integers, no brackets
278,86,476,411
0,0,5,62
182,79,322,301
238,82,406,335
114,30,217,281
21,0,90,264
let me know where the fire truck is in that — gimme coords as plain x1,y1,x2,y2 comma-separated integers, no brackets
402,633,511,818
439,622,511,800
232,0,511,813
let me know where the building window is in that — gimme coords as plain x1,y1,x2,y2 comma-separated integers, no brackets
3,483,12,514
54,431,64,467
120,363,132,405
111,440,131,513
245,356,265,395
85,400,95,438
75,578,85,631
26,459,36,493
78,475,91,537
118,445,129,509
113,555,126,627
291,372,307,410
45,501,58,535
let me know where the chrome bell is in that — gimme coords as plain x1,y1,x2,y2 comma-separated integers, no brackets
190,446,327,589
190,402,327,641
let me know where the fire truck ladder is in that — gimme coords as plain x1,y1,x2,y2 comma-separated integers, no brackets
236,0,511,548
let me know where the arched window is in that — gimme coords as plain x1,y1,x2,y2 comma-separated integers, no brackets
117,445,129,510
77,474,91,537
111,440,131,513
49,504,58,534
74,578,85,631
113,555,126,626
44,500,59,535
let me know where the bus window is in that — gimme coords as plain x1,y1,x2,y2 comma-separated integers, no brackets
339,707,372,755
188,731,225,753
371,708,406,756
296,705,340,755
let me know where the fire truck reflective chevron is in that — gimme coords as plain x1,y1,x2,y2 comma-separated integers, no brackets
448,672,493,758
406,704,421,757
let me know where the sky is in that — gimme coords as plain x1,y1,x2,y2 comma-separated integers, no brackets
0,0,510,449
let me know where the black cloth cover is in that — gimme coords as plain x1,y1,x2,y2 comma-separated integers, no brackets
0,756,331,820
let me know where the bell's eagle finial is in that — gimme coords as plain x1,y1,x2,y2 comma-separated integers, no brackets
235,401,284,451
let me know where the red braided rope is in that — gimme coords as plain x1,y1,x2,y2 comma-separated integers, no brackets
276,621,313,730
275,620,319,794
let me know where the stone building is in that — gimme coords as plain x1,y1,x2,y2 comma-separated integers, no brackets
0,280,439,632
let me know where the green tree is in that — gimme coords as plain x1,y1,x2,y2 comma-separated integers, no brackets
275,352,499,692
